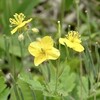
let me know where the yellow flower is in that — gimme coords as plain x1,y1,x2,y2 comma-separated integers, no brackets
28,36,60,66
59,31,84,52
9,13,32,34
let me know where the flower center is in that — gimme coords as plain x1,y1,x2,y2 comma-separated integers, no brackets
67,31,80,43
41,48,46,55
9,13,25,26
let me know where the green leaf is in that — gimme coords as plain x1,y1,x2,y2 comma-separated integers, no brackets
77,76,89,100
18,72,44,91
16,0,40,15
0,34,29,57
17,80,36,100
58,65,76,96
0,76,10,100
65,0,74,11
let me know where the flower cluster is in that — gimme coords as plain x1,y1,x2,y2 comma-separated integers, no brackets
9,13,84,66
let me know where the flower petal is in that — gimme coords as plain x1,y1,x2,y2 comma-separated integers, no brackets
74,38,81,43
47,47,60,60
28,41,41,57
59,38,67,45
11,18,32,34
59,38,74,48
34,54,47,66
24,18,32,24
73,43,84,52
65,39,74,48
41,36,53,49
11,26,19,34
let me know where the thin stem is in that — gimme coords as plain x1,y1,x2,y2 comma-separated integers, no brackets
94,95,96,100
76,0,80,31
26,31,32,42
55,21,61,92
3,35,11,68
18,86,24,100
85,10,91,35
60,0,65,28
79,54,83,100
11,35,16,79
44,96,47,100
19,40,24,68
76,1,83,100
13,84,20,100
40,65,51,92
31,89,37,100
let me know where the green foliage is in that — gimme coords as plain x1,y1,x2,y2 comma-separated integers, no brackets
58,65,76,96
0,76,10,100
77,76,89,100
18,80,36,100
18,72,44,91
0,34,29,57
65,0,74,11
0,0,100,99
0,0,40,35
42,62,76,97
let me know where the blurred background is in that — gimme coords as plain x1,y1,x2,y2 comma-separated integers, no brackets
0,0,100,99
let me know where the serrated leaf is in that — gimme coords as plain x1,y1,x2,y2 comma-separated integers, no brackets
18,72,44,91
17,80,36,100
58,65,76,96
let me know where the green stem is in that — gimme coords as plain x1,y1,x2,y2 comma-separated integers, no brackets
31,89,37,100
44,96,47,100
76,0,80,31
60,0,65,28
3,35,11,68
26,31,32,42
18,86,24,100
79,54,83,100
19,40,24,68
55,21,61,92
11,35,16,79
76,1,83,100
13,84,20,100
40,65,51,92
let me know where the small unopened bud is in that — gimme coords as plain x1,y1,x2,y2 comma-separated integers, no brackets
32,28,39,33
85,10,88,13
58,21,60,23
18,34,24,41
75,0,80,4
36,37,41,41
68,25,71,28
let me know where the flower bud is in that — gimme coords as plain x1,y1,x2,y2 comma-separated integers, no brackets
32,28,39,33
18,34,24,41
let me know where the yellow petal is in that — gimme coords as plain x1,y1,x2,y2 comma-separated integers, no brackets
11,26,19,34
46,47,60,60
11,18,32,34
74,38,81,43
34,54,47,66
18,18,32,29
65,39,74,48
59,38,67,45
73,43,84,52
41,36,53,49
24,18,32,24
28,41,41,57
